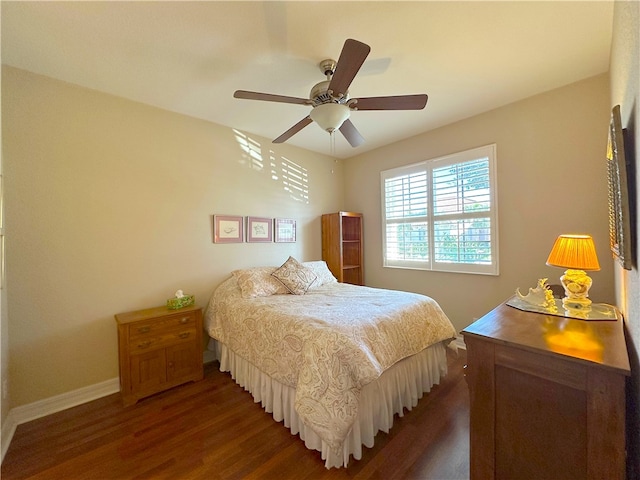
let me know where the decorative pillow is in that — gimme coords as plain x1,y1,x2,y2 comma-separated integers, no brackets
272,256,318,295
232,267,289,298
303,261,337,288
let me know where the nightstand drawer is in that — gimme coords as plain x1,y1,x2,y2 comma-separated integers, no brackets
128,312,196,338
129,327,196,353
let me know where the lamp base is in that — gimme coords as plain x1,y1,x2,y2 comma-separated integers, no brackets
562,296,592,310
560,269,593,310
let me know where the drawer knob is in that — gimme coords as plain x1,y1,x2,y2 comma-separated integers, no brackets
178,332,191,339
137,340,152,349
180,317,190,324
137,326,151,334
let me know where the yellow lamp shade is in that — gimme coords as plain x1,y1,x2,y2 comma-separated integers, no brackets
546,234,600,271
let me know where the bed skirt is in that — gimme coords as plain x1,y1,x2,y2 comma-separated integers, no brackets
208,338,448,469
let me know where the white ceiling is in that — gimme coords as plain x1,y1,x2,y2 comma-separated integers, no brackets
1,1,614,159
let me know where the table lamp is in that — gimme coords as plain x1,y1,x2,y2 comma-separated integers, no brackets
546,234,600,310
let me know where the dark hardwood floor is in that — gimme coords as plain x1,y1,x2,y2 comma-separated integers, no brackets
1,348,469,480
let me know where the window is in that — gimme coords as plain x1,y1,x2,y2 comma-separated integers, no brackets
381,144,498,275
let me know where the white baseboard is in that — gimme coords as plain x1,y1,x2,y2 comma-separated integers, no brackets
15,377,121,423
453,334,466,350
1,377,120,462
1,409,17,463
203,349,217,364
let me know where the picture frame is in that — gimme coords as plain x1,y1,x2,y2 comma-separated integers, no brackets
247,216,273,243
274,218,296,243
213,215,244,243
606,105,632,270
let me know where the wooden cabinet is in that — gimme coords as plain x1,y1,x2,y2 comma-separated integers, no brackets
462,301,630,480
115,305,203,406
321,211,363,285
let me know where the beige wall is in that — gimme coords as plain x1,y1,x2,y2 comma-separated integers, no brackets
0,53,6,427
2,66,345,407
344,74,613,333
610,1,639,478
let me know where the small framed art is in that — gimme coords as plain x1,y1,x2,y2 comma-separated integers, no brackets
247,216,273,243
274,218,296,243
213,215,244,243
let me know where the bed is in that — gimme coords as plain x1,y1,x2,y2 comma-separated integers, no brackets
204,257,457,468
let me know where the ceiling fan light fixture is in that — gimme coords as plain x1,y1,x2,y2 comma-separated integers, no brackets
309,103,350,133
233,38,427,147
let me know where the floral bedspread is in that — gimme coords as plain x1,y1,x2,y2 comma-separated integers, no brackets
204,277,457,454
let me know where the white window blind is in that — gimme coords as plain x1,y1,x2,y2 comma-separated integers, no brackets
381,144,498,275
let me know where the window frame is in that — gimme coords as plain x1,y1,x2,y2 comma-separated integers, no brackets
381,144,499,276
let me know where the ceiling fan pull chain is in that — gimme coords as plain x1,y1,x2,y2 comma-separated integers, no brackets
330,130,336,156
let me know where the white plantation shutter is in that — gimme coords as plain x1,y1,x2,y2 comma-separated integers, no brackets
384,167,429,268
381,145,498,275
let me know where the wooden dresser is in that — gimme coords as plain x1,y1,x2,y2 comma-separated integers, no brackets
115,305,203,406
462,300,630,480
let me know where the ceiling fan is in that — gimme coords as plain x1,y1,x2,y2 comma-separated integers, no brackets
233,39,428,148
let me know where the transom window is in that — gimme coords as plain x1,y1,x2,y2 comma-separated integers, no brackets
381,144,498,275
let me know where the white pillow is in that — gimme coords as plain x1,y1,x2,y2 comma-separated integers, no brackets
303,261,338,288
271,257,317,295
232,267,289,298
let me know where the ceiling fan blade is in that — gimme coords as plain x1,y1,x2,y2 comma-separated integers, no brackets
234,90,310,106
351,94,428,111
328,39,371,98
273,116,313,143
339,119,365,148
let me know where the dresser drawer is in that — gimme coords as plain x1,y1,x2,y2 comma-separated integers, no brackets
128,312,196,338
129,327,196,353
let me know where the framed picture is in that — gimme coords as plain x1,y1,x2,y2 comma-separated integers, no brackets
213,215,244,243
247,216,273,243
274,218,296,243
606,105,632,270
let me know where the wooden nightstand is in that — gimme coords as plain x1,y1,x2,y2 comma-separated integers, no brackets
462,300,630,480
115,304,203,406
